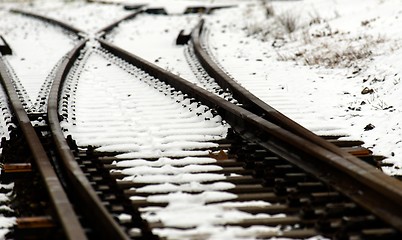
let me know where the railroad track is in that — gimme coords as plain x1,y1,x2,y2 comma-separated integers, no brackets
0,8,146,240
98,38,402,238
0,5,402,240
0,42,88,239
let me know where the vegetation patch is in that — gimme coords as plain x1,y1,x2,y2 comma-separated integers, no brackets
286,34,385,68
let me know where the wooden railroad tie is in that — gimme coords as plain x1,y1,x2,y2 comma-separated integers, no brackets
16,216,55,229
2,163,32,173
0,163,33,180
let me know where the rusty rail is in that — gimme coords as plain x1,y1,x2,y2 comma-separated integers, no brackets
96,9,143,37
10,9,85,36
191,18,402,224
6,9,134,239
47,39,131,240
192,20,364,158
9,6,402,234
98,39,402,232
0,57,87,239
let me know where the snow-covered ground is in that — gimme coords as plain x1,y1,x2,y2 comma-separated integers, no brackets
202,0,402,175
108,14,201,83
25,1,130,34
61,47,228,158
0,4,78,236
1,0,402,239
60,47,289,239
102,0,402,176
0,10,77,110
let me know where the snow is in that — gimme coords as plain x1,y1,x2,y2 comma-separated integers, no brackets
152,225,281,240
23,1,130,34
115,156,218,167
135,182,235,193
60,47,246,239
141,194,284,229
0,85,11,140
122,172,226,183
215,200,272,208
146,191,237,204
61,48,228,158
117,213,132,223
107,9,239,102
108,14,201,83
0,184,14,238
0,11,76,111
0,217,14,229
105,0,402,176
1,0,402,239
204,0,402,175
0,5,77,236
120,164,223,175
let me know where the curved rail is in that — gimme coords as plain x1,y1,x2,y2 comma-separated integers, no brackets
11,7,145,40
10,9,85,36
8,5,402,234
47,40,131,240
7,8,135,239
96,9,143,37
192,20,364,156
98,38,402,232
0,58,86,239
191,19,393,166
191,18,402,215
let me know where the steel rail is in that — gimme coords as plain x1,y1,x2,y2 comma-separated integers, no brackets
47,39,131,240
0,58,87,239
98,39,402,232
6,9,143,239
12,7,144,39
191,20,360,156
96,9,143,37
191,18,402,211
10,9,86,36
9,6,402,233
47,40,130,239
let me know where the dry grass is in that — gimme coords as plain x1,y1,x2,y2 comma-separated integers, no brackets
241,0,396,71
277,12,298,33
243,3,299,39
278,34,387,68
303,44,372,67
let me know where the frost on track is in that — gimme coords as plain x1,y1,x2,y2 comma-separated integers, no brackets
61,47,228,158
0,11,76,109
115,156,217,167
0,81,12,141
120,164,223,175
122,173,226,184
206,0,402,175
0,7,78,236
108,14,200,83
0,183,15,237
59,46,287,238
135,182,235,194
107,12,239,104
